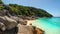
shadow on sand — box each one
[0,27,18,34]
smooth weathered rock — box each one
[0,23,44,34]
[0,16,18,31]
[17,24,34,34]
[17,24,44,34]
[35,28,44,34]
[10,16,27,25]
[4,16,18,30]
[0,9,44,34]
[0,22,6,31]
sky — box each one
[2,0,60,17]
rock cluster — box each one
[0,10,44,34]
[0,16,18,31]
[17,24,44,34]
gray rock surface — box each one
[0,10,44,34]
[0,23,44,34]
[0,16,18,31]
[17,24,34,34]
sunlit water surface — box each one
[32,17,60,34]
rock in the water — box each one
[35,28,44,34]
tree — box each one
[0,6,4,10]
[0,0,3,4]
[9,4,53,17]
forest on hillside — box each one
[0,0,53,17]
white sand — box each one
[26,20,36,25]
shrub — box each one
[0,6,4,10]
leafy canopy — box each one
[0,0,3,4]
[8,4,53,17]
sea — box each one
[32,17,60,34]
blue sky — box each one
[2,0,60,17]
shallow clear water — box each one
[32,17,60,34]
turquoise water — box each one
[32,17,60,34]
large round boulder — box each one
[0,16,18,31]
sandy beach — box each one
[26,20,36,25]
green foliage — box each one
[9,4,21,15]
[0,0,3,4]
[0,0,53,17]
[8,4,53,17]
[0,6,5,10]
[0,3,53,17]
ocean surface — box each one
[32,17,60,34]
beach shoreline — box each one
[26,20,36,25]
